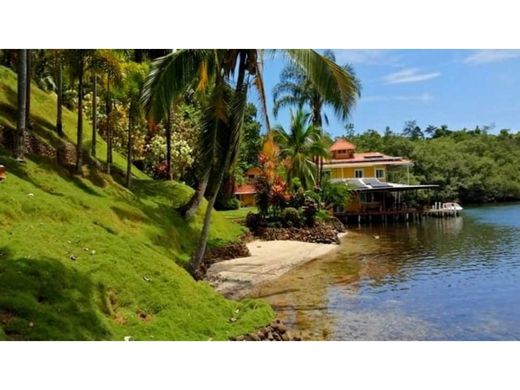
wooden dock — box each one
[336,206,461,225]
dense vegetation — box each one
[0,63,273,340]
[0,48,359,340]
[347,124,520,203]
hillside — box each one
[0,66,273,340]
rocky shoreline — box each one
[231,319,301,341]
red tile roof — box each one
[330,139,356,151]
[234,183,257,195]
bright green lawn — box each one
[219,206,257,222]
[0,66,273,341]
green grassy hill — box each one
[0,66,273,340]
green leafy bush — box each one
[246,212,265,232]
[216,196,240,210]
[282,207,301,228]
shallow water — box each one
[250,203,520,340]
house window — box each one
[375,169,385,179]
[355,169,364,178]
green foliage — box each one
[272,109,330,189]
[245,212,265,232]
[350,124,520,203]
[0,70,273,339]
[322,180,351,209]
[215,196,240,211]
[254,175,271,216]
[281,207,301,228]
[302,192,320,227]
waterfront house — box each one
[323,139,437,219]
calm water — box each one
[251,203,520,340]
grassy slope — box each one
[0,66,273,340]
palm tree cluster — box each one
[5,48,361,279]
[142,49,360,274]
[272,109,331,190]
[273,49,361,184]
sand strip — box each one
[206,233,346,299]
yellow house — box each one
[323,139,431,214]
[324,139,412,182]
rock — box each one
[274,323,287,334]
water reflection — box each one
[250,204,520,340]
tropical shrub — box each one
[215,196,240,211]
[282,207,301,228]
[322,181,351,209]
[246,212,265,233]
[254,175,271,217]
[302,194,319,227]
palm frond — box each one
[284,49,361,121]
[141,49,217,121]
[252,60,271,131]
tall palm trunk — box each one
[91,75,97,157]
[126,107,132,188]
[165,107,173,180]
[188,52,248,276]
[183,166,210,219]
[75,56,84,172]
[15,49,27,161]
[106,75,112,174]
[56,60,64,137]
[312,101,323,186]
[25,49,31,129]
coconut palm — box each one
[273,49,361,183]
[96,49,124,174]
[142,49,360,275]
[272,109,330,189]
[15,49,28,161]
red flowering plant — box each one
[270,177,291,217]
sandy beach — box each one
[206,233,347,299]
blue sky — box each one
[253,50,520,138]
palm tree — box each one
[142,49,360,275]
[97,50,123,174]
[91,74,98,157]
[76,54,85,172]
[15,49,27,161]
[273,49,361,183]
[272,109,330,189]
[55,51,64,137]
[120,62,147,188]
[25,49,32,130]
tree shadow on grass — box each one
[0,247,111,340]
[0,148,104,198]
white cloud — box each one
[464,49,520,64]
[332,49,400,66]
[361,93,434,103]
[382,68,440,84]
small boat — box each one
[442,202,463,211]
